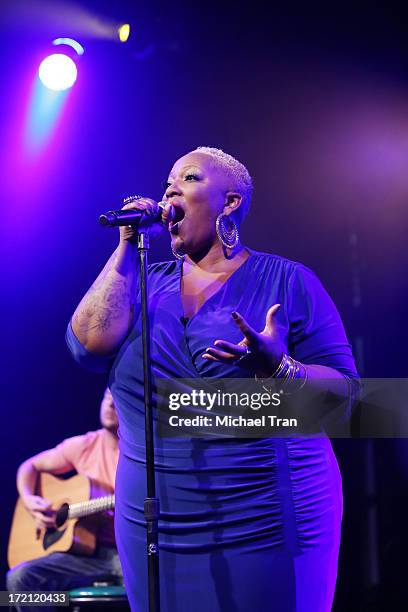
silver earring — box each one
[216,213,239,249]
[171,243,185,260]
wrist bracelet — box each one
[255,353,308,394]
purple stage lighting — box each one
[38,53,77,91]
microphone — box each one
[99,201,173,228]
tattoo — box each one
[72,247,137,341]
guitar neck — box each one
[68,495,115,520]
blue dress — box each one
[67,249,358,612]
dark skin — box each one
[203,305,285,377]
[72,151,348,394]
[154,152,283,374]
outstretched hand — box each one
[202,304,285,378]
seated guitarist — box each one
[7,388,121,607]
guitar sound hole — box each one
[55,503,69,528]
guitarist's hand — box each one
[22,494,56,530]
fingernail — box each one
[214,340,221,346]
[231,311,238,319]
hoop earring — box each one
[216,213,239,249]
[171,243,185,260]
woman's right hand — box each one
[119,197,172,244]
[22,494,56,530]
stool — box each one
[69,584,130,611]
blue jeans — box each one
[6,547,122,612]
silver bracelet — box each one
[255,354,308,394]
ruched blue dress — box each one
[67,249,358,612]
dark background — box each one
[0,1,407,609]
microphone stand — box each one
[137,230,160,612]
[99,207,162,610]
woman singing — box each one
[67,147,359,611]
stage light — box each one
[118,23,130,43]
[38,53,77,91]
[52,38,85,55]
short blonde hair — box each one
[193,146,253,224]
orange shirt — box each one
[54,429,119,546]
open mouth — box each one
[169,206,185,234]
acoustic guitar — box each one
[8,473,115,569]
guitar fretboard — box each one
[68,495,115,519]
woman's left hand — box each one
[202,304,285,377]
